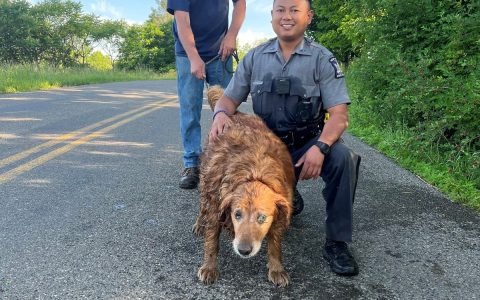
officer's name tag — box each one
[329,57,345,79]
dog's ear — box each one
[218,193,233,215]
[275,196,292,230]
[218,194,234,236]
[218,193,233,224]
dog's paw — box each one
[197,265,219,284]
[192,222,205,236]
[268,269,290,287]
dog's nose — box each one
[238,244,253,256]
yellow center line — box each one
[0,99,172,169]
[0,100,173,184]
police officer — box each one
[209,0,361,276]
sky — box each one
[28,0,276,46]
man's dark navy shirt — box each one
[167,0,237,60]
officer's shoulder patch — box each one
[329,57,344,79]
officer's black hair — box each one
[273,0,312,9]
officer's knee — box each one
[327,142,359,170]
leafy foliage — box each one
[308,1,358,66]
[0,0,40,63]
[0,0,101,66]
[116,20,175,73]
[86,51,112,70]
[311,0,479,200]
[116,0,174,72]
[94,20,128,69]
[0,0,176,71]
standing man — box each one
[209,0,361,276]
[167,0,246,189]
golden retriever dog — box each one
[192,86,295,286]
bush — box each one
[344,0,479,192]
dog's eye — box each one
[234,210,242,220]
[257,214,266,224]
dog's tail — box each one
[206,85,224,112]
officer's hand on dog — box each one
[295,146,325,180]
[209,112,232,142]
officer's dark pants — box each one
[291,137,361,243]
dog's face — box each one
[227,181,288,258]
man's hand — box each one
[293,103,349,180]
[209,112,232,142]
[221,0,245,61]
[190,55,206,80]
[295,146,325,180]
[173,10,205,80]
[219,33,236,61]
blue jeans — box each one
[175,55,233,168]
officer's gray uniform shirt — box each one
[224,38,350,131]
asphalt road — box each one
[0,81,479,299]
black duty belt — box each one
[274,125,321,150]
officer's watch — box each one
[314,141,331,156]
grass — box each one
[348,106,480,212]
[0,64,176,93]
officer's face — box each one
[271,0,313,43]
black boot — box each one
[292,188,304,215]
[323,240,359,276]
[179,167,199,189]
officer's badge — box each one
[329,57,344,79]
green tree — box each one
[72,13,100,65]
[117,0,174,72]
[117,24,145,70]
[309,0,358,67]
[86,50,112,70]
[0,0,38,63]
[0,0,102,66]
[144,20,175,72]
[27,0,101,66]
[149,0,172,25]
[95,20,128,69]
[340,0,480,186]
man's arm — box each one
[319,104,349,146]
[174,10,205,80]
[219,0,246,60]
[208,95,241,142]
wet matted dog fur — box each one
[192,85,295,286]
